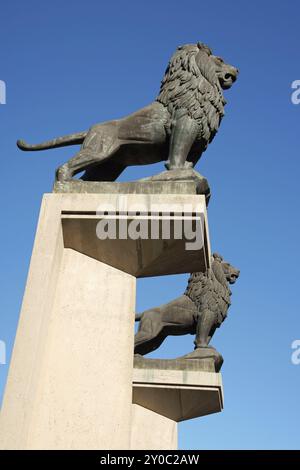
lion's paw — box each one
[165,160,193,171]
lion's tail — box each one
[17,131,88,151]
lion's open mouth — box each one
[221,74,236,89]
[229,273,239,284]
[220,69,238,90]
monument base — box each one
[0,191,221,450]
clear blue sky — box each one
[0,0,300,450]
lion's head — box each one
[212,253,240,285]
[208,51,239,90]
[185,252,239,307]
[157,42,238,141]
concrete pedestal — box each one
[0,192,220,450]
[133,363,223,422]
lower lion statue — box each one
[134,253,239,367]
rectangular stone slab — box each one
[53,179,202,195]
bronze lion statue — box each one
[134,253,239,357]
[17,42,238,182]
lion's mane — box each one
[184,254,231,326]
[156,43,226,144]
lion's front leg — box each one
[194,309,217,349]
[165,110,199,170]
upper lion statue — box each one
[17,42,238,182]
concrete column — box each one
[0,195,136,449]
[130,405,177,450]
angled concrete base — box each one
[130,357,223,449]
[133,365,223,422]
[0,192,214,450]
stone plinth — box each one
[0,191,212,450]
[53,168,211,205]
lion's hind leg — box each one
[134,308,166,356]
[56,124,120,182]
[134,295,195,356]
[56,141,122,182]
[56,149,98,182]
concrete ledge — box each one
[59,193,210,277]
[132,366,223,422]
